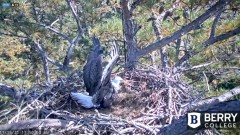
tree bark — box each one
[137,0,232,58]
[0,119,70,130]
[121,0,140,68]
[121,0,233,68]
[151,13,168,68]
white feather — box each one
[71,76,123,108]
[111,76,123,92]
[70,92,94,108]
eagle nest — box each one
[0,68,195,134]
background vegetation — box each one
[0,0,239,92]
[0,0,239,134]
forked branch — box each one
[137,0,233,57]
[175,27,240,67]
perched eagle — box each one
[71,36,123,108]
[83,37,103,96]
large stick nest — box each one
[0,68,195,134]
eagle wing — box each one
[92,40,119,107]
[83,36,103,96]
[101,40,119,85]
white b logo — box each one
[187,112,201,128]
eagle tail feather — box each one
[70,92,95,108]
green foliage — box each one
[0,37,29,76]
[91,16,122,38]
[0,95,11,111]
[0,0,239,94]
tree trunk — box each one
[121,0,140,69]
[126,40,138,68]
[120,0,234,69]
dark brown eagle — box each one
[71,36,123,108]
[83,36,103,96]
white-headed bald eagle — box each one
[71,36,123,108]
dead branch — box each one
[50,18,59,27]
[204,27,240,47]
[183,60,219,71]
[38,23,71,42]
[62,0,83,70]
[123,119,157,134]
[209,8,223,38]
[0,108,18,123]
[92,113,158,134]
[65,0,82,33]
[8,99,45,124]
[34,40,64,71]
[130,0,144,12]
[35,40,51,84]
[184,86,240,111]
[119,127,135,134]
[0,32,28,39]
[175,27,240,67]
[0,119,71,130]
[137,0,233,57]
[151,12,167,68]
[149,0,181,68]
[0,83,22,100]
[202,71,210,92]
[36,0,84,71]
[41,107,159,134]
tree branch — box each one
[130,0,144,12]
[202,71,210,92]
[0,32,28,39]
[62,42,78,70]
[209,9,223,38]
[149,1,180,68]
[38,23,71,42]
[62,32,82,69]
[65,0,82,34]
[62,0,83,70]
[50,18,59,27]
[185,86,240,111]
[204,27,240,47]
[137,0,232,57]
[34,41,63,70]
[0,83,21,100]
[175,27,240,67]
[0,119,71,130]
[183,60,218,71]
[35,40,51,84]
